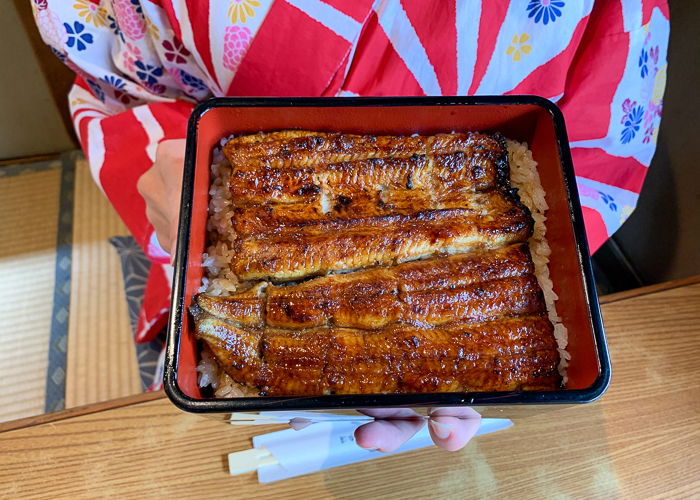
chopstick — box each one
[228,446,278,474]
[228,412,453,427]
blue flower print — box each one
[179,70,207,92]
[135,60,163,85]
[86,79,105,102]
[598,192,618,212]
[527,0,565,25]
[50,46,66,62]
[638,48,649,78]
[64,22,93,52]
[620,105,644,144]
[107,15,125,43]
[101,75,126,91]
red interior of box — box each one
[177,103,601,399]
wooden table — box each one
[2,278,699,499]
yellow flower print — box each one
[145,16,160,41]
[506,33,532,62]
[619,205,634,224]
[70,98,89,107]
[652,64,667,105]
[73,0,108,28]
[228,0,261,24]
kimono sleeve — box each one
[556,1,669,252]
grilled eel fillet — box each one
[194,130,560,395]
[192,244,561,395]
[222,131,530,281]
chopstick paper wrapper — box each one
[228,412,512,483]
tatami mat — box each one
[0,166,61,422]
[65,159,141,407]
[0,154,145,423]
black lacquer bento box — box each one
[164,96,611,415]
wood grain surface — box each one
[1,281,699,499]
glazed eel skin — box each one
[192,244,560,395]
[192,130,561,396]
[223,131,530,281]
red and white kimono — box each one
[33,0,670,350]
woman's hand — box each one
[136,139,187,259]
[354,407,481,452]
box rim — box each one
[164,96,611,413]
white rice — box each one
[199,147,238,296]
[507,140,569,382]
[196,137,569,391]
